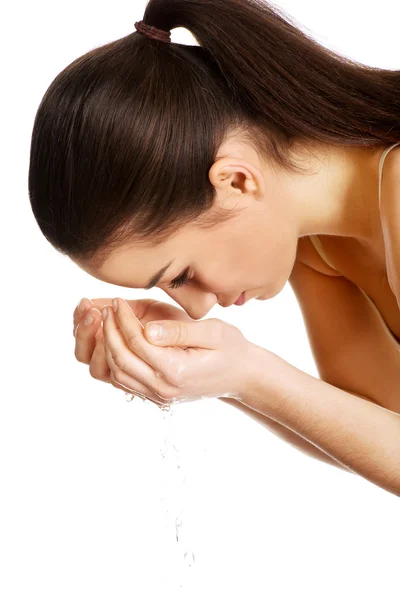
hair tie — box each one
[134,20,172,44]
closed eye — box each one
[168,268,191,289]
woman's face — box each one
[76,137,388,319]
[76,146,300,320]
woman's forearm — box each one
[219,396,351,472]
[240,347,400,496]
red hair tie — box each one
[134,20,172,44]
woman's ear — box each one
[209,158,265,198]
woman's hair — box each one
[28,0,400,269]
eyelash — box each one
[168,268,191,289]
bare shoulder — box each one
[288,257,400,414]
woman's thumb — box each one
[145,319,221,349]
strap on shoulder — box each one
[309,235,340,272]
[379,142,400,205]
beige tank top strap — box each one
[378,141,400,205]
[308,235,339,271]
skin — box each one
[75,136,390,319]
[73,136,400,472]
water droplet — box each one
[183,552,195,567]
[175,516,182,528]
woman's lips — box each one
[234,291,246,306]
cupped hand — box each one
[73,297,196,403]
[99,298,257,406]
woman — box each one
[28,0,400,495]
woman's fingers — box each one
[73,298,118,337]
[102,301,175,401]
[101,304,160,389]
[104,342,170,406]
[72,298,171,406]
[87,327,112,383]
[102,300,163,380]
[73,298,92,337]
[74,308,102,364]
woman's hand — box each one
[100,298,258,407]
[72,297,197,402]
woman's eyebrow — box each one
[144,259,176,290]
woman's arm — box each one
[237,348,400,496]
[219,397,351,473]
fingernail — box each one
[102,308,108,320]
[84,311,94,326]
[112,299,118,312]
[147,324,164,341]
[78,298,87,314]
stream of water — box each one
[125,393,196,595]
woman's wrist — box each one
[238,343,291,413]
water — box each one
[125,392,195,595]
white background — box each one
[1,0,399,598]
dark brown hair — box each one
[28,0,400,269]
